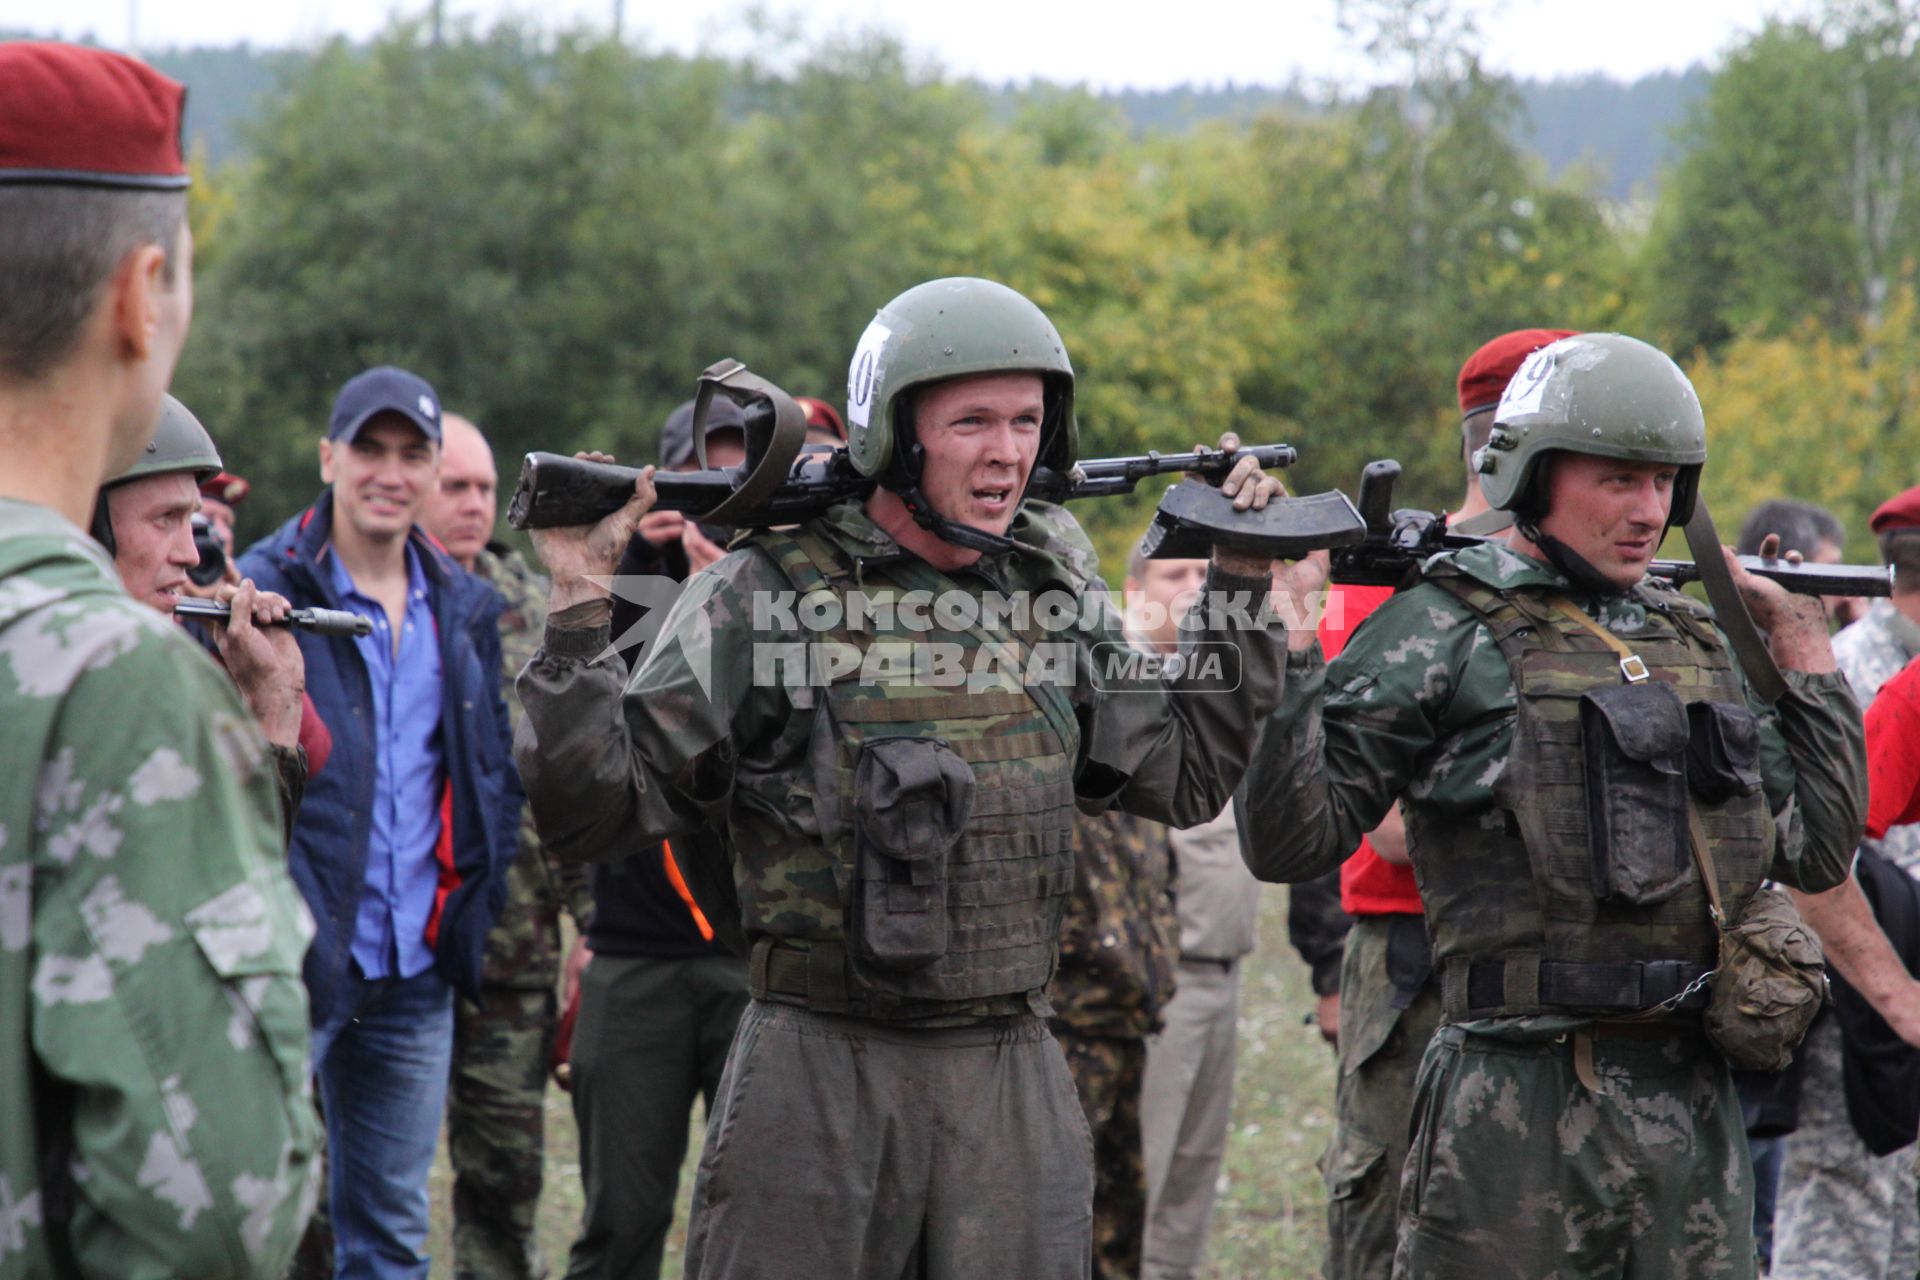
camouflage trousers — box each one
[1395,1020,1755,1280]
[449,983,558,1280]
[1054,1029,1150,1280]
[1321,918,1442,1280]
[1769,1013,1919,1279]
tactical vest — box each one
[1414,565,1776,1022]
[743,525,1081,1017]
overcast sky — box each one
[8,0,1821,89]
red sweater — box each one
[1319,583,1424,916]
[1867,655,1920,840]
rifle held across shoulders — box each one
[506,359,1370,561]
[1330,460,1893,598]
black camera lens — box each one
[188,513,228,588]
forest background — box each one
[17,0,1920,575]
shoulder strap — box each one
[1682,499,1789,705]
[1546,596,1652,684]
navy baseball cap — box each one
[659,396,747,469]
[329,366,443,444]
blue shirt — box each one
[327,543,446,979]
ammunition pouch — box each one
[1686,699,1763,805]
[849,737,974,973]
[1578,681,1691,905]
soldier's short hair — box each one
[1126,543,1150,581]
[0,186,186,381]
[1735,499,1845,559]
[1879,530,1920,593]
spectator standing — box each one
[1769,485,1920,1280]
[418,413,593,1280]
[200,467,251,560]
[239,367,519,1280]
[1048,803,1179,1280]
[0,41,318,1278]
[1127,551,1263,1280]
[556,399,752,1280]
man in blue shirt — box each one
[241,367,519,1280]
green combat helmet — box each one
[844,278,1075,553]
[1473,332,1707,526]
[91,393,224,553]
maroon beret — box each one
[0,42,189,190]
[1458,329,1578,416]
[1871,485,1920,534]
[794,396,847,441]
[200,470,251,506]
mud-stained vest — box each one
[1414,564,1776,1022]
[742,524,1081,1017]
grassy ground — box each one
[426,885,1335,1278]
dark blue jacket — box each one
[239,492,519,1027]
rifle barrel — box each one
[1651,556,1892,598]
[174,597,374,637]
[511,443,1303,530]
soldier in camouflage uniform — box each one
[420,414,593,1280]
[1048,808,1179,1280]
[515,277,1295,1278]
[1308,329,1573,1280]
[1240,333,1919,1278]
[1767,485,1920,1280]
[0,41,319,1279]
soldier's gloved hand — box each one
[530,451,658,613]
[1725,535,1836,674]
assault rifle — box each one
[1331,460,1894,599]
[507,359,1370,560]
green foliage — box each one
[1642,6,1920,354]
[1689,283,1920,545]
[168,8,1904,575]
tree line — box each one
[166,2,1920,573]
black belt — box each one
[1461,958,1711,1015]
[1179,955,1237,972]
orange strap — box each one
[661,840,715,942]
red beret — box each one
[1871,485,1920,534]
[1458,329,1578,416]
[795,395,847,441]
[200,470,250,506]
[0,43,189,190]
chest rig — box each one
[1415,566,1776,1022]
[745,525,1081,1016]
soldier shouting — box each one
[516,277,1294,1278]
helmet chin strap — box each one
[1514,513,1632,598]
[892,441,1028,557]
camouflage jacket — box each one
[0,500,319,1279]
[474,544,592,988]
[1048,808,1179,1039]
[516,500,1286,1020]
[1833,598,1920,877]
[1237,542,1867,1026]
